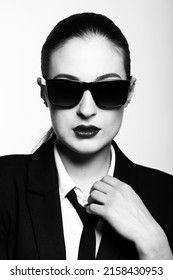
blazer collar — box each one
[27,134,57,195]
[112,141,139,193]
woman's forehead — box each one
[49,36,126,80]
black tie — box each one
[67,189,97,260]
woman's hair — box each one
[41,12,131,79]
[40,12,131,145]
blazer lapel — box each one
[97,141,139,259]
[27,136,66,259]
[112,141,139,192]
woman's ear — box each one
[124,77,136,107]
[37,77,48,107]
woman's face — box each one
[45,36,130,155]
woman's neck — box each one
[56,140,112,194]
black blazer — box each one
[0,136,173,260]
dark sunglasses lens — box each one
[93,80,130,108]
[46,80,82,108]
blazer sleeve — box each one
[0,155,29,260]
[135,164,173,252]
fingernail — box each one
[84,203,89,208]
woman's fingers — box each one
[86,202,105,216]
[88,189,106,205]
[89,177,113,194]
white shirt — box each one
[54,144,115,260]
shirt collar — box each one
[54,143,115,201]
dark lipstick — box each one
[73,125,101,138]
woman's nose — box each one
[76,90,97,118]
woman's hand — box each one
[87,175,173,259]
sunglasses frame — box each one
[40,77,131,109]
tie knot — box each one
[66,189,97,225]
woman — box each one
[0,12,173,260]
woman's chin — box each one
[67,141,110,156]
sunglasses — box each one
[41,78,131,109]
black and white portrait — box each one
[0,0,173,262]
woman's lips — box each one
[73,125,101,138]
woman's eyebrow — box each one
[52,73,121,81]
[53,74,79,80]
[96,73,121,81]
